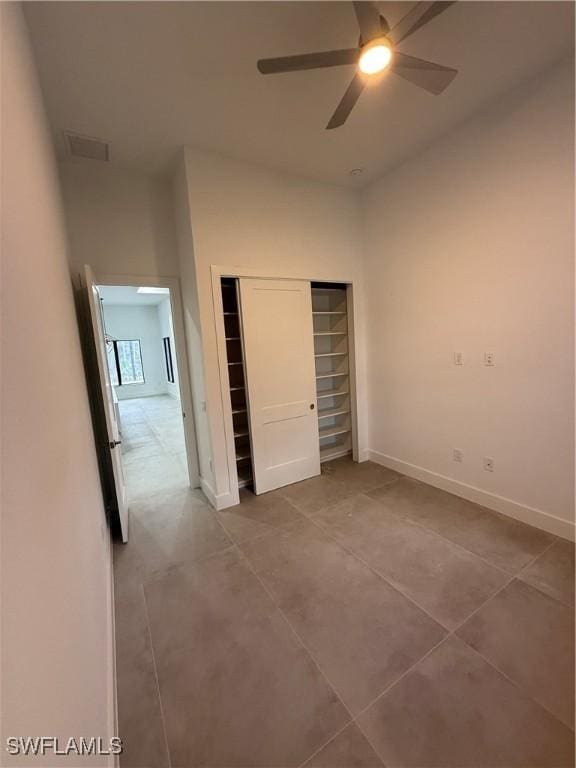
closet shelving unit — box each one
[312,283,352,463]
[221,278,253,489]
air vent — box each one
[64,132,110,161]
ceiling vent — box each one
[64,132,110,161]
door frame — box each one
[95,272,200,489]
[210,265,362,505]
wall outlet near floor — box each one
[454,351,464,366]
[483,456,495,472]
[484,352,495,366]
[453,448,464,463]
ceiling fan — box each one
[257,1,458,129]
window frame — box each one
[163,336,175,384]
[108,339,145,386]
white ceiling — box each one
[25,1,574,187]
[98,286,169,306]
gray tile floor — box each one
[118,395,188,501]
[113,458,575,768]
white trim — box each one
[95,272,200,490]
[210,274,241,507]
[200,477,218,508]
[199,477,237,511]
[210,265,364,509]
[369,449,575,542]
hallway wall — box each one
[1,4,115,764]
[60,160,178,280]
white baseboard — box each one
[200,477,217,507]
[369,450,575,542]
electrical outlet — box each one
[454,352,463,366]
[483,456,494,472]
[453,448,463,463]
[484,352,495,367]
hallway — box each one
[119,395,188,500]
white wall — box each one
[173,160,214,493]
[60,161,178,279]
[362,58,575,539]
[157,297,180,399]
[102,304,169,400]
[1,4,115,763]
[179,148,367,507]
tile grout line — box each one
[278,490,573,755]
[232,543,359,760]
[343,540,564,740]
[141,582,172,768]
[460,633,575,733]
[297,481,556,629]
[233,521,446,768]
[358,485,549,578]
[296,720,354,768]
[297,506,453,632]
[449,539,558,635]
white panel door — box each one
[84,265,129,542]
[239,278,320,494]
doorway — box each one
[94,276,199,509]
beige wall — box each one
[1,4,115,764]
[362,59,575,539]
[180,148,367,507]
[60,161,178,280]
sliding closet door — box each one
[238,278,320,494]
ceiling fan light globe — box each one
[358,39,392,75]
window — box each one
[163,337,174,383]
[106,340,144,386]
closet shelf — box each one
[226,337,241,341]
[223,312,238,316]
[320,444,351,463]
[313,331,346,337]
[316,389,349,400]
[315,352,347,358]
[232,407,247,414]
[317,407,350,420]
[313,311,346,316]
[229,386,245,391]
[319,426,351,439]
[234,429,249,438]
[228,361,243,366]
[316,371,348,380]
[236,453,251,462]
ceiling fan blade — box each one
[257,49,359,74]
[353,1,382,43]
[387,2,455,46]
[391,52,457,94]
[326,74,366,130]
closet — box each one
[221,278,253,489]
[220,277,354,496]
[312,283,352,463]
